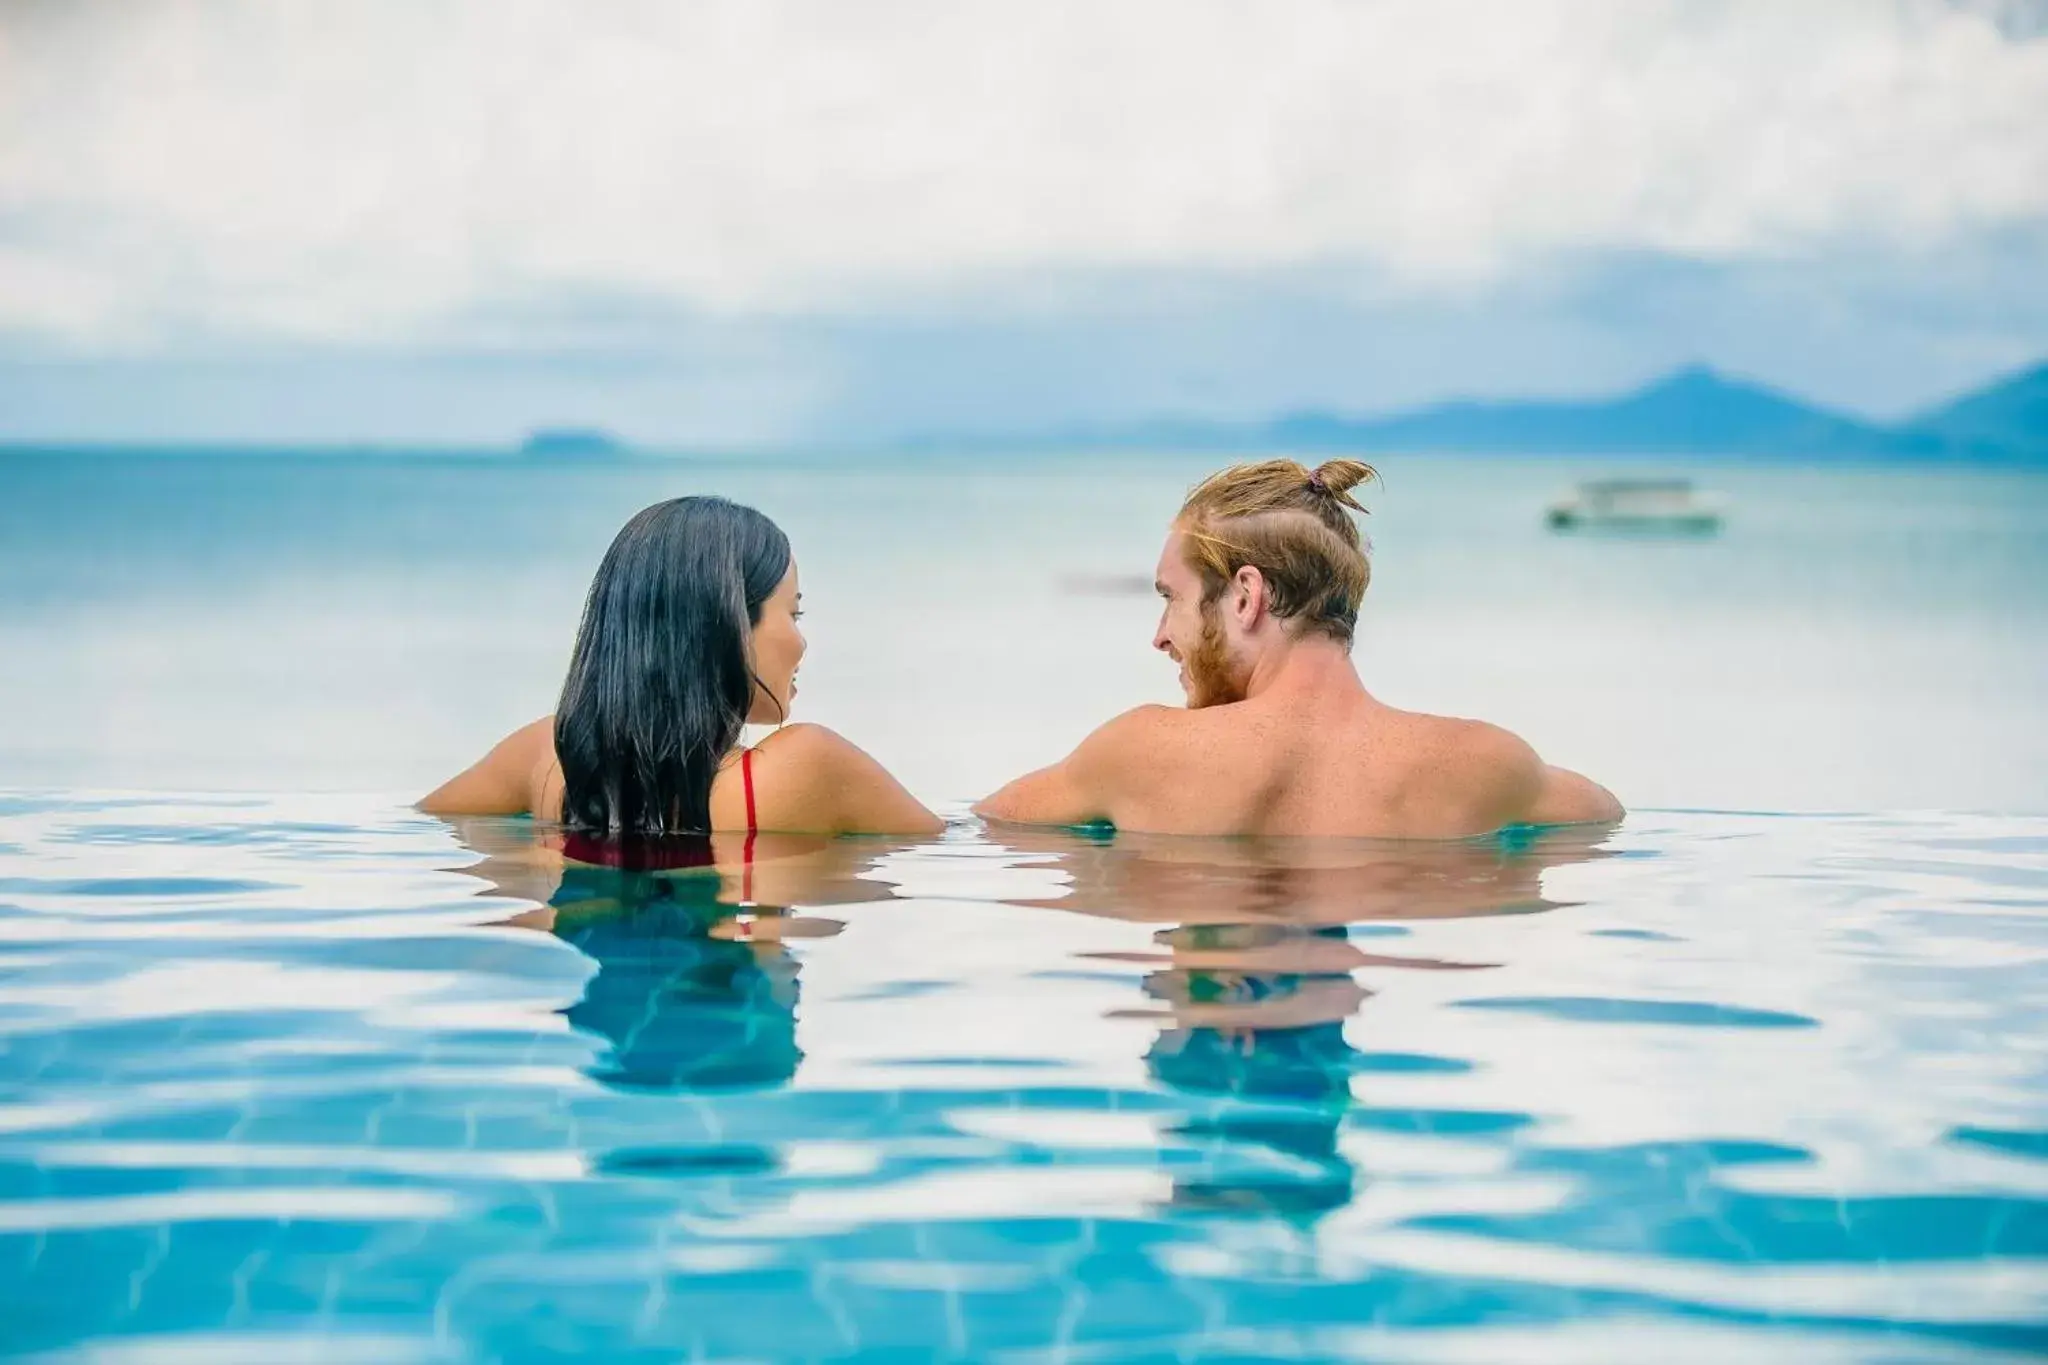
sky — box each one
[2,0,2047,446]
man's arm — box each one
[974,707,1169,828]
[1468,725,1623,831]
[1525,763,1624,826]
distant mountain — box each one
[1266,365,1936,457]
[939,361,2046,460]
[519,426,627,457]
[1903,361,2048,457]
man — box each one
[975,458,1621,838]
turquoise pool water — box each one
[2,796,2043,1361]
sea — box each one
[0,447,2044,1362]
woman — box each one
[421,496,939,838]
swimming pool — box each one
[1,795,2042,1361]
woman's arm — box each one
[418,717,552,816]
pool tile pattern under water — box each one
[0,796,2043,1362]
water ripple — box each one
[0,796,2041,1360]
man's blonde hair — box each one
[1175,458,1376,645]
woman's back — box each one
[424,716,937,836]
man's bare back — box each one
[1114,703,1609,840]
[979,642,1618,839]
[977,459,1620,839]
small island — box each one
[518,427,628,458]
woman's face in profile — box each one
[748,560,805,723]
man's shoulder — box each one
[1072,705,1195,766]
[1067,703,1262,795]
[1392,713,1543,801]
[1440,715,1541,769]
[1096,703,1194,736]
[1405,715,1619,828]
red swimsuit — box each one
[561,748,759,897]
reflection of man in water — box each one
[996,822,1606,930]
[978,459,1622,839]
[992,825,1611,1217]
[1140,925,1370,1216]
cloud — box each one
[1,0,2045,351]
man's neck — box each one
[1240,633,1369,705]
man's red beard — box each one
[1184,603,1248,708]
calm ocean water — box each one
[1,449,2045,1360]
[2,449,2045,809]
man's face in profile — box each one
[1153,531,1249,708]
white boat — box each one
[1545,477,1724,534]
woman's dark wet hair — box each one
[555,496,791,836]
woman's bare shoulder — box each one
[418,716,556,816]
[746,724,938,835]
[744,723,874,799]
[751,721,859,764]
[498,716,558,781]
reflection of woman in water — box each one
[445,817,913,1096]
[549,858,808,1091]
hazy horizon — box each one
[2,353,2040,456]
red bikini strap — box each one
[741,748,758,836]
[740,748,758,904]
